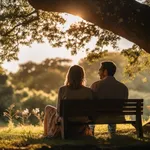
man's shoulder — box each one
[90,80,102,90]
[116,80,128,90]
[91,80,101,86]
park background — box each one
[0,0,150,149]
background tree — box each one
[80,53,150,120]
[10,58,71,93]
[1,53,150,122]
[0,68,14,117]
[1,0,150,77]
[12,88,57,124]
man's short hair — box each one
[100,61,116,76]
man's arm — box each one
[123,85,129,99]
[125,86,129,99]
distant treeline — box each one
[0,53,150,124]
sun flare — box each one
[62,13,83,24]
[2,14,86,73]
[60,13,83,31]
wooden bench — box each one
[59,99,143,139]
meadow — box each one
[0,99,150,150]
[0,123,150,150]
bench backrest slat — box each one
[59,99,143,117]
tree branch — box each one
[2,11,39,36]
[0,10,37,21]
[28,0,150,54]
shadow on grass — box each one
[96,133,150,150]
[20,133,150,150]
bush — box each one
[21,89,56,111]
[14,88,57,124]
[0,75,14,117]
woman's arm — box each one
[56,87,62,115]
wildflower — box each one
[32,108,40,114]
[22,108,29,116]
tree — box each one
[1,0,150,76]
[0,69,14,116]
[80,52,150,93]
[0,0,122,62]
[28,0,150,53]
[10,58,71,93]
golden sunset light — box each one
[2,14,96,73]
[1,1,150,147]
[2,13,132,73]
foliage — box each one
[14,88,57,111]
[9,54,129,93]
[21,90,56,111]
[3,103,45,126]
[121,45,150,79]
[32,108,44,126]
[80,52,150,92]
[1,0,150,78]
[5,87,57,124]
[82,43,150,82]
[80,53,150,119]
[79,52,128,86]
[3,104,16,128]
[129,90,150,120]
[10,58,71,92]
[15,108,31,125]
[1,52,150,124]
[0,0,120,63]
[0,71,14,117]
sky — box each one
[1,14,133,73]
[2,38,132,73]
[2,43,87,73]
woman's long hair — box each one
[64,65,86,89]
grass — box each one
[0,124,150,150]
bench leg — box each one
[61,118,68,139]
[136,116,143,138]
[136,123,143,138]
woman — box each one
[44,65,93,138]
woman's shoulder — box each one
[81,86,94,99]
[59,85,68,91]
[81,86,92,92]
[59,85,92,92]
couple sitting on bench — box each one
[43,61,128,138]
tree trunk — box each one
[28,0,150,53]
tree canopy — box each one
[0,71,14,116]
[10,58,71,93]
[0,0,150,73]
[28,0,150,53]
[0,0,134,63]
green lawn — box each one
[0,124,150,150]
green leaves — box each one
[1,0,150,78]
[121,44,150,78]
[0,0,37,62]
[0,0,119,62]
[10,58,71,93]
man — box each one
[90,61,128,136]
